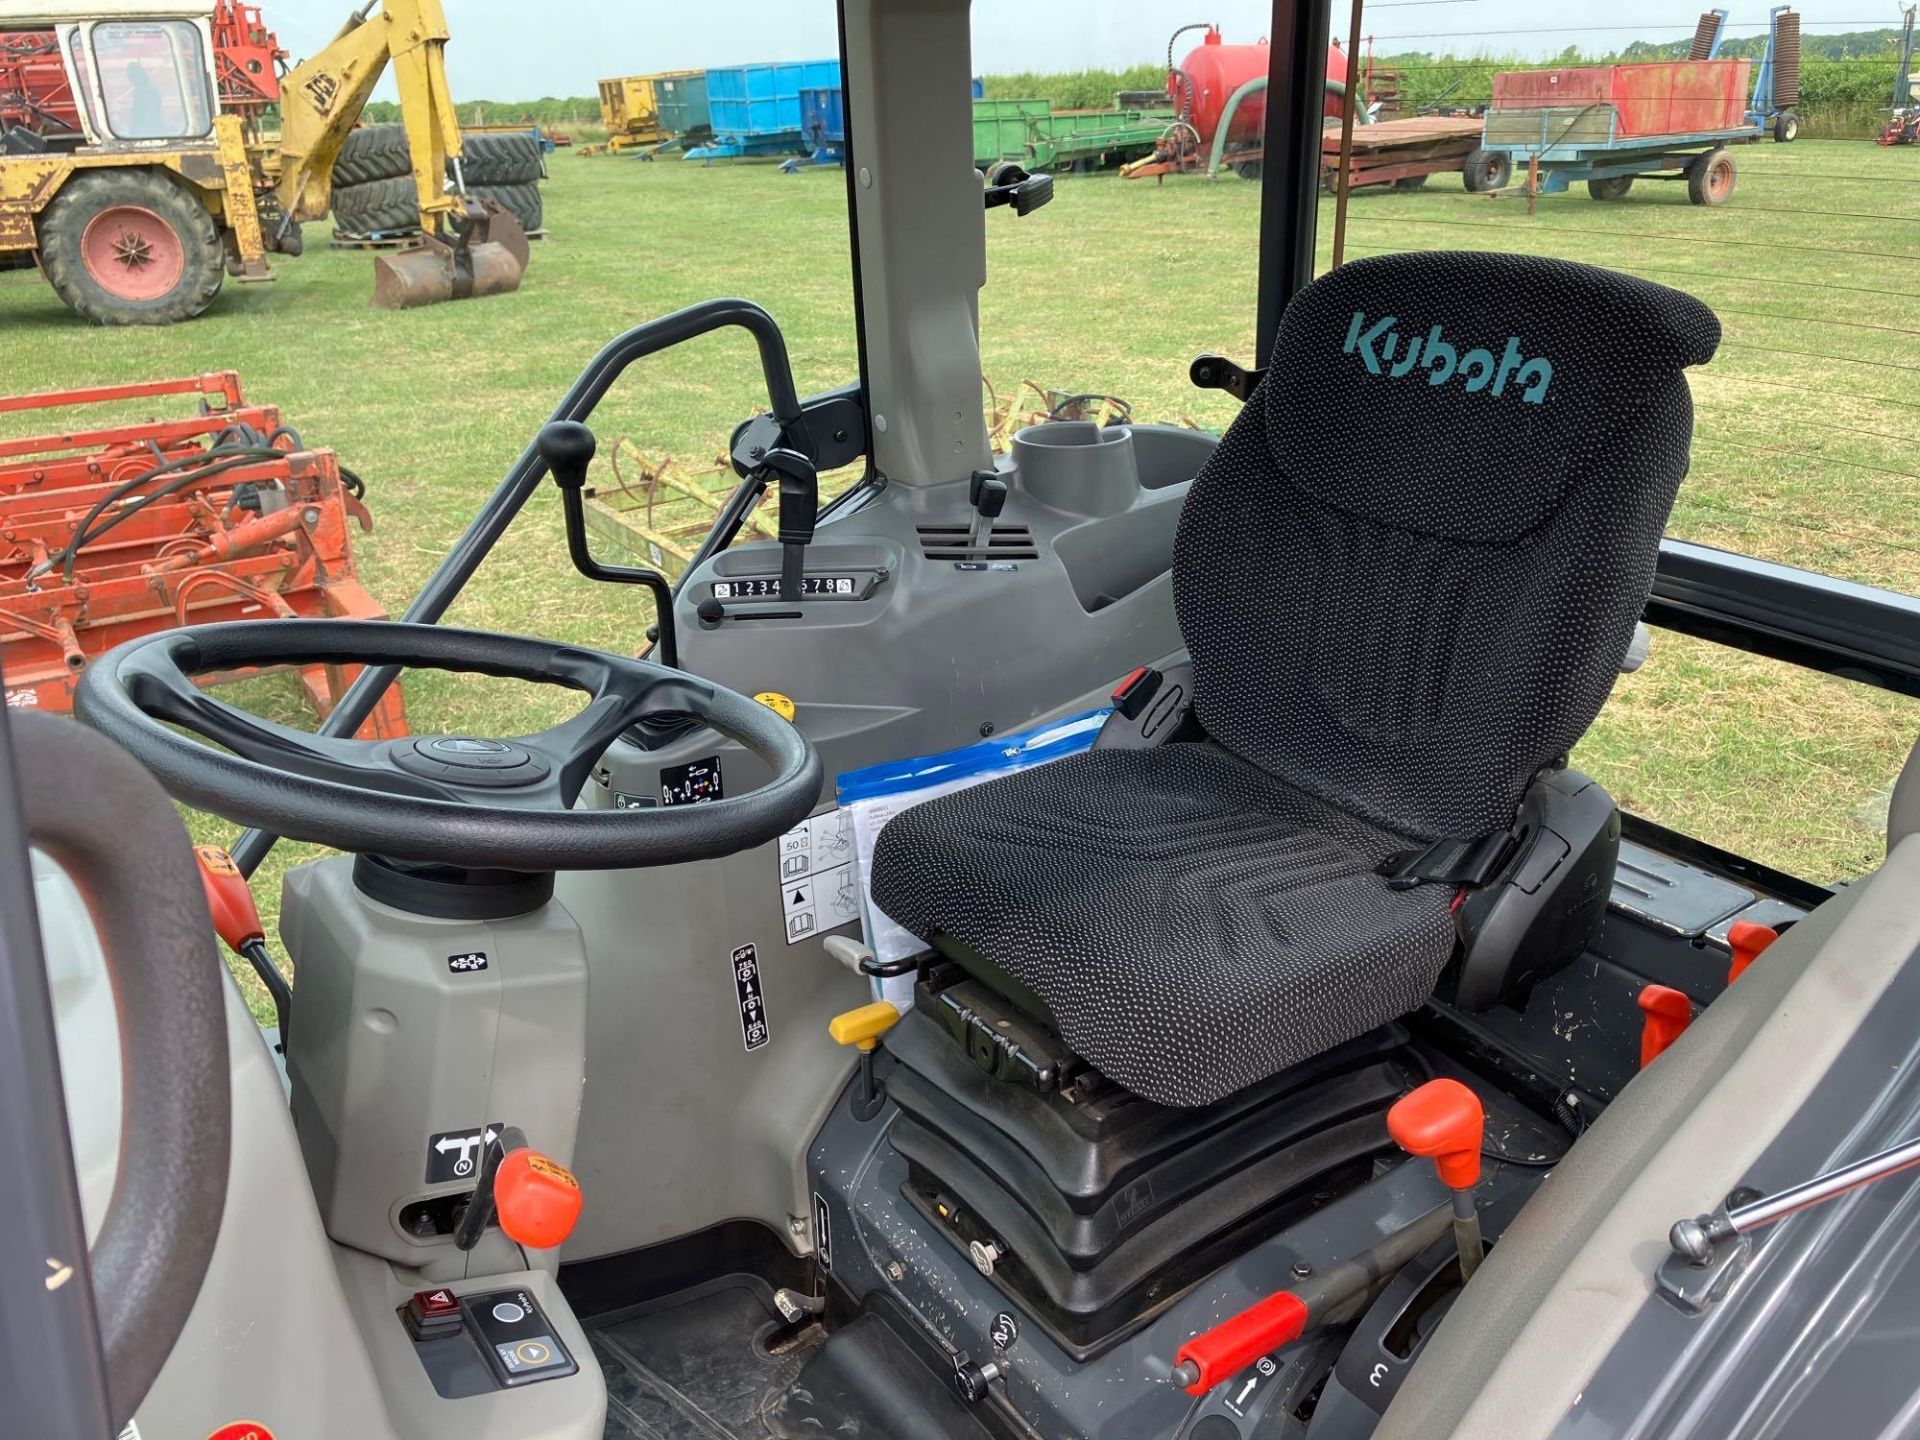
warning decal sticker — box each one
[774,809,861,945]
[733,943,771,1052]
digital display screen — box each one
[711,575,860,600]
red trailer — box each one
[1490,60,1752,141]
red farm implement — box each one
[0,373,407,737]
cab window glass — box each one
[1316,4,1919,596]
[92,21,213,141]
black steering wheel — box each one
[74,620,822,872]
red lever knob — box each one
[494,1149,584,1250]
[1726,920,1779,984]
[1637,984,1693,1068]
[193,844,264,955]
[1387,1079,1484,1191]
[1172,1291,1308,1394]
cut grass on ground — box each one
[3,140,1914,1020]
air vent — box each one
[916,523,1039,562]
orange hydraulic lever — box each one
[1388,1079,1486,1280]
[1637,985,1693,1068]
[194,844,290,1042]
[1726,920,1780,984]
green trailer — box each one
[972,97,1175,171]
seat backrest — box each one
[1173,251,1720,841]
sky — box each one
[269,1,1903,103]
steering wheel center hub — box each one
[394,734,550,787]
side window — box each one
[91,21,214,142]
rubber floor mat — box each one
[591,1276,826,1439]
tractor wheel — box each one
[1773,110,1800,143]
[1234,159,1263,182]
[332,124,414,188]
[331,175,421,236]
[456,132,546,186]
[37,169,224,325]
[1461,148,1512,193]
[1393,173,1429,190]
[468,181,543,234]
[1587,175,1635,201]
[1687,148,1736,206]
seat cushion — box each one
[869,744,1457,1107]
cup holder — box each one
[1011,421,1141,518]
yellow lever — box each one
[829,1001,901,1054]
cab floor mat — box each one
[591,1276,826,1440]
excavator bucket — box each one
[370,201,530,311]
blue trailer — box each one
[781,87,847,172]
[1464,6,1802,205]
[685,59,842,162]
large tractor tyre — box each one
[1773,110,1800,143]
[1687,148,1737,206]
[331,175,421,236]
[1461,148,1512,193]
[37,169,225,326]
[1587,175,1635,201]
[332,124,414,188]
[455,132,545,186]
[468,181,543,234]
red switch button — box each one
[404,1286,464,1341]
[414,1288,458,1317]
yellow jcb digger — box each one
[0,0,525,324]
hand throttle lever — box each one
[194,844,291,1046]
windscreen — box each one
[91,20,214,141]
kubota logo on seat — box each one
[1342,312,1554,405]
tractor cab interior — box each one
[7,2,1920,1440]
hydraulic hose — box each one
[1205,76,1368,178]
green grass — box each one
[4,140,1915,1018]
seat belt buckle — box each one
[1110,666,1162,720]
[1378,832,1515,892]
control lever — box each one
[540,420,680,668]
[453,1125,584,1252]
[760,446,818,602]
[983,163,1054,216]
[1387,1079,1486,1282]
[968,472,1008,555]
[194,844,292,1046]
[829,1001,901,1122]
[1637,984,1693,1067]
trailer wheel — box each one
[1687,148,1737,206]
[332,124,414,188]
[1461,148,1512,193]
[331,175,422,236]
[1234,159,1263,182]
[1587,175,1635,201]
[1773,110,1799,143]
[37,169,224,325]
[1393,173,1429,190]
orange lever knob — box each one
[1637,984,1693,1068]
[194,844,265,955]
[493,1149,584,1250]
[1726,920,1779,984]
[1387,1079,1484,1190]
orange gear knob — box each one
[494,1149,583,1250]
[1387,1079,1485,1191]
[194,844,264,954]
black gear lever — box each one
[541,421,679,668]
[760,446,818,602]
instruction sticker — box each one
[775,809,861,945]
[447,950,488,975]
[733,943,771,1052]
[813,1190,833,1271]
[426,1123,504,1184]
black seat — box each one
[872,251,1721,1109]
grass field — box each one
[3,139,1915,1017]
